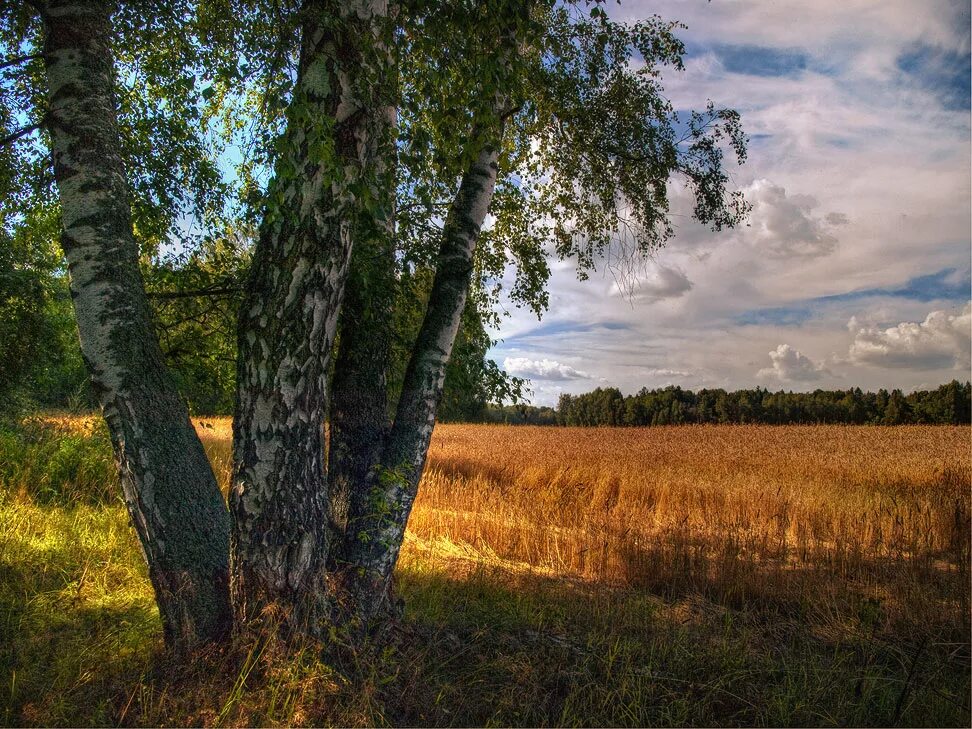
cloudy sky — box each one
[491,0,971,405]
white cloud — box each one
[745,179,842,258]
[620,0,970,67]
[503,357,591,381]
[644,368,693,378]
[848,302,971,370]
[757,344,827,382]
[486,2,970,402]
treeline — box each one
[473,381,972,426]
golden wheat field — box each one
[187,418,972,632]
[3,415,970,726]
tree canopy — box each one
[0,1,749,420]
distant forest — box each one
[470,380,972,426]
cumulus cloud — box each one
[487,2,970,402]
[503,357,591,381]
[745,179,846,259]
[847,302,971,370]
[757,344,827,381]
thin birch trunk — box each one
[340,129,503,621]
[39,0,231,651]
[327,99,397,561]
[230,0,393,631]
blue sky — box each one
[491,0,971,404]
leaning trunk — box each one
[40,0,231,651]
[230,0,393,632]
[340,130,503,621]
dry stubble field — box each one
[0,416,969,726]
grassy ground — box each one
[0,415,968,726]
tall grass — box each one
[411,425,971,634]
[0,416,968,726]
[0,415,115,504]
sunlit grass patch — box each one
[0,492,158,725]
[0,416,116,504]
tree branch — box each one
[0,121,43,148]
[24,0,47,18]
[0,53,44,71]
[500,102,523,121]
[145,284,241,300]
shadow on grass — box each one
[0,540,968,727]
[0,519,159,727]
[390,559,971,727]
[0,496,968,726]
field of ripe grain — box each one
[2,416,969,726]
[410,425,971,628]
[183,419,972,662]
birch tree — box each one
[219,0,746,632]
[228,0,395,630]
[324,0,749,625]
[24,0,232,650]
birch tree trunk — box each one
[230,0,393,631]
[340,129,503,621]
[39,0,231,651]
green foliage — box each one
[145,232,250,414]
[397,2,750,317]
[0,2,251,415]
[2,0,751,420]
[438,300,527,422]
[0,233,49,406]
[479,402,559,425]
[0,3,232,259]
[369,0,754,342]
[0,212,89,413]
[386,264,526,421]
[555,381,972,426]
[0,418,116,504]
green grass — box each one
[0,416,115,504]
[0,418,968,726]
[393,558,968,727]
[0,492,159,725]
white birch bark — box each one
[230,0,393,631]
[39,0,231,650]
